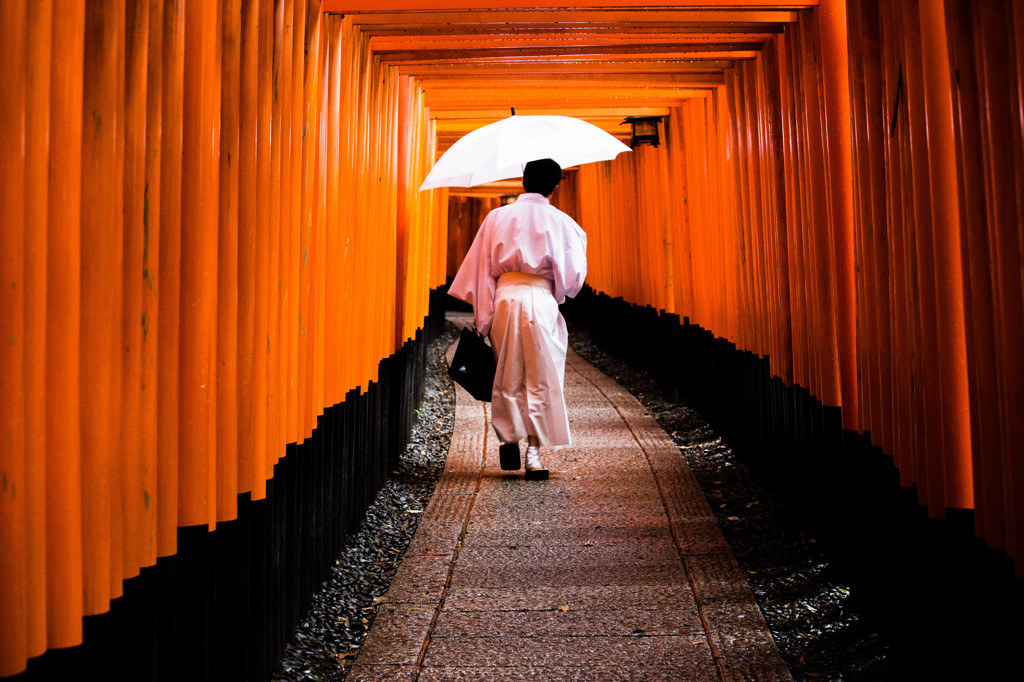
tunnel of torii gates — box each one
[1,0,1023,678]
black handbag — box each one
[448,327,496,402]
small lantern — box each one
[500,193,517,206]
[623,116,663,148]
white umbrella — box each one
[419,114,631,191]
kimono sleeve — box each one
[448,213,497,335]
[550,219,588,304]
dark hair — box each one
[522,159,562,196]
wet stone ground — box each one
[275,320,892,681]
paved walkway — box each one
[348,316,791,681]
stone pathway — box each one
[348,317,791,681]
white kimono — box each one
[448,193,587,447]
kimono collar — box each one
[516,193,551,205]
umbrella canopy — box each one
[419,114,631,191]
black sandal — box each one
[499,442,521,470]
[525,466,549,481]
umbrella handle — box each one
[511,107,515,116]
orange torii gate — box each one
[1,1,1022,679]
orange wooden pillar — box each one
[900,0,945,512]
[271,0,289,463]
[286,0,309,443]
[122,0,150,576]
[969,1,1024,573]
[218,0,241,522]
[157,0,184,557]
[266,0,283,465]
[252,0,272,494]
[847,0,890,460]
[237,0,259,497]
[0,2,29,673]
[918,0,972,511]
[665,106,695,320]
[178,0,220,528]
[140,0,164,568]
[24,0,54,660]
[45,0,87,653]
[79,0,125,611]
[818,0,858,428]
[396,75,414,346]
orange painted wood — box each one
[252,0,272,496]
[237,0,259,495]
[122,0,149,576]
[325,0,817,11]
[899,0,944,514]
[848,0,888,450]
[79,0,124,612]
[218,0,241,523]
[945,0,1005,553]
[157,0,185,555]
[1003,2,1024,575]
[44,0,86,652]
[267,0,284,464]
[760,40,793,385]
[777,29,808,392]
[277,0,295,457]
[919,0,972,511]
[396,76,413,346]
[0,0,29,673]
[325,15,342,405]
[108,0,128,599]
[24,0,54,659]
[298,13,319,435]
[178,0,220,528]
[818,0,858,430]
[972,0,1024,573]
[879,0,914,487]
[140,0,164,570]
[287,0,308,442]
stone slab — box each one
[422,634,716,669]
[384,554,453,604]
[354,604,435,666]
[404,521,463,557]
[464,511,674,530]
[670,519,733,555]
[686,554,756,603]
[346,664,420,681]
[434,472,480,496]
[474,473,663,497]
[700,601,782,660]
[449,544,687,589]
[442,585,698,613]
[456,542,682,568]
[431,607,705,639]
[423,492,476,525]
[461,524,673,548]
[418,664,719,681]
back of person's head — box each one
[523,159,562,197]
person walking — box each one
[448,159,588,479]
